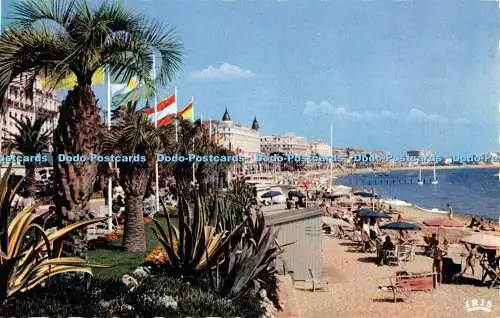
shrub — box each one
[0,275,264,317]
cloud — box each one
[405,108,447,124]
[191,63,254,80]
[303,101,397,120]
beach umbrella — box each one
[423,218,463,228]
[321,217,354,228]
[288,190,305,198]
[460,233,500,249]
[380,221,420,231]
[261,190,282,198]
[357,209,390,218]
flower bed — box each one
[88,228,123,248]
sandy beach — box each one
[275,170,500,318]
[277,199,500,318]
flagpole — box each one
[209,119,212,140]
[330,124,333,187]
[106,66,113,231]
[175,87,178,143]
[153,55,160,212]
[192,96,195,185]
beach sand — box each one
[279,199,500,318]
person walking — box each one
[460,244,481,277]
[447,203,453,220]
[432,239,448,285]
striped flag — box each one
[143,94,177,122]
[178,102,193,121]
[158,114,176,126]
[111,77,137,106]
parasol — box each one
[321,217,354,228]
[460,233,500,249]
[288,190,305,198]
[380,221,420,231]
[357,209,390,218]
[261,190,282,198]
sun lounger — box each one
[377,271,437,302]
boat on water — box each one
[431,165,438,184]
[417,167,423,185]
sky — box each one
[3,0,500,155]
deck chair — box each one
[307,268,329,292]
[480,262,500,288]
[397,245,413,265]
[362,238,377,253]
[384,248,398,266]
[377,271,436,302]
[290,268,329,292]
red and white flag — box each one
[143,94,177,122]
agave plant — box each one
[0,167,107,304]
[151,197,245,278]
[218,212,285,301]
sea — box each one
[337,167,500,220]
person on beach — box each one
[447,203,453,219]
[432,240,447,285]
[377,236,395,265]
[460,244,481,276]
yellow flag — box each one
[179,102,193,121]
[41,68,105,90]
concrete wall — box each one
[265,208,323,281]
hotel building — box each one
[260,133,309,156]
[1,74,60,153]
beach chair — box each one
[384,248,398,266]
[397,245,413,265]
[377,272,436,302]
[290,268,329,292]
[480,262,500,288]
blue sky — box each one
[4,0,500,155]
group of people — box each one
[468,217,495,232]
[107,181,157,225]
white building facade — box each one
[1,74,60,153]
[212,109,261,163]
[260,133,309,156]
[309,140,332,156]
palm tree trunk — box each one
[52,85,102,258]
[25,163,36,198]
[122,193,146,252]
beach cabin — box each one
[264,207,324,281]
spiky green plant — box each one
[0,166,107,304]
[151,197,245,278]
[218,213,283,299]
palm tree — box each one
[0,0,182,230]
[102,103,163,252]
[5,115,51,198]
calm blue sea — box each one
[337,168,500,220]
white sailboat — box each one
[431,165,438,184]
[417,167,423,185]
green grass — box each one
[88,215,177,281]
